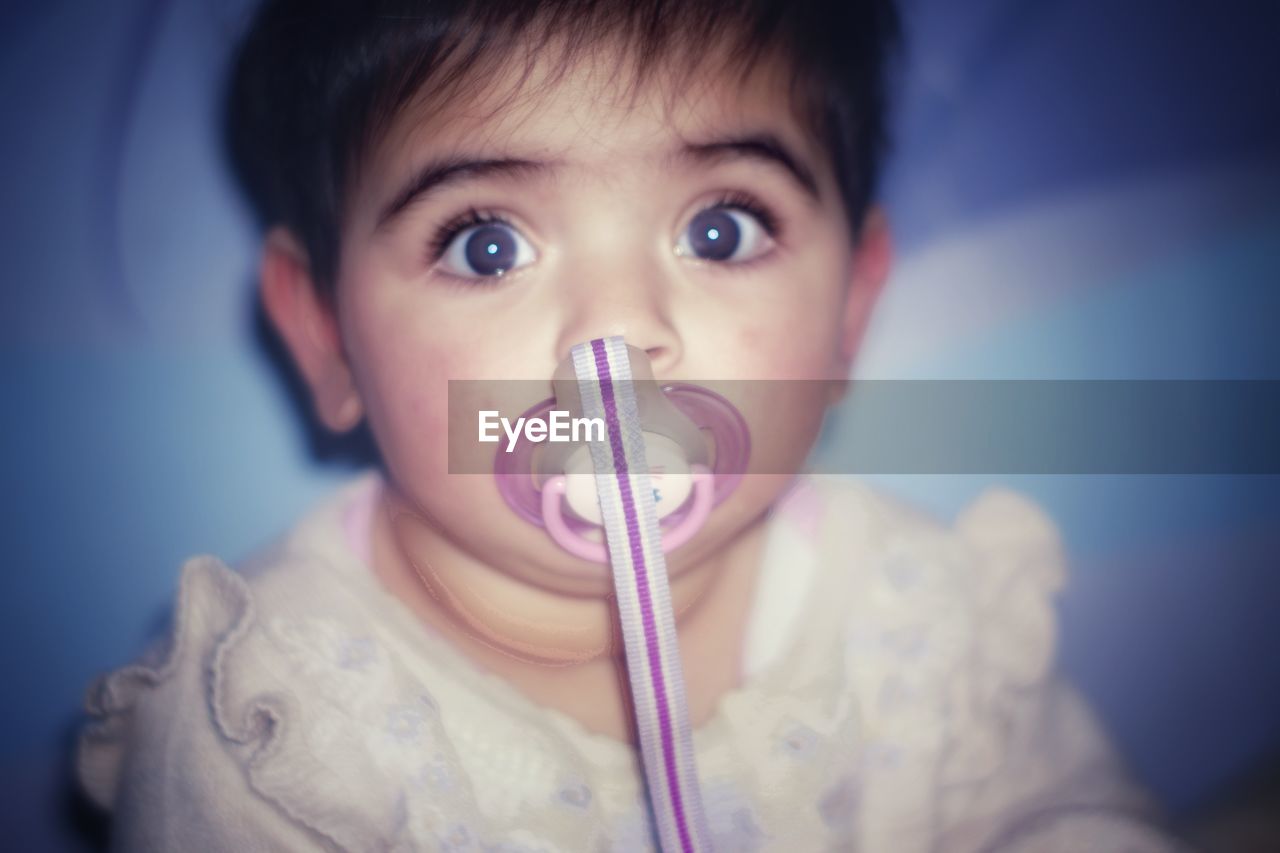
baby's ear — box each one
[838,206,892,368]
[259,227,364,432]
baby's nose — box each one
[552,257,682,375]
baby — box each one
[76,0,1188,850]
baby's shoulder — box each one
[791,482,1180,852]
[74,531,368,793]
[76,478,447,847]
[810,477,1066,610]
[812,476,1064,559]
[798,478,1069,695]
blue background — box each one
[2,0,1278,848]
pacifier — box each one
[494,344,750,561]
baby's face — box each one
[327,43,883,593]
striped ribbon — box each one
[570,336,712,852]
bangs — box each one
[225,0,897,294]
[345,1,822,190]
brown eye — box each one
[438,221,535,278]
[676,206,773,263]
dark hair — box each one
[223,0,899,299]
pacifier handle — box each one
[540,465,715,562]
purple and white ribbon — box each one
[571,336,712,853]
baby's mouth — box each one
[492,340,750,563]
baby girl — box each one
[76,0,1187,850]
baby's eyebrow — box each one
[673,133,820,201]
[374,132,818,230]
[376,158,557,229]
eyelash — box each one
[708,190,780,239]
[426,206,505,264]
[423,191,782,270]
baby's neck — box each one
[368,487,768,743]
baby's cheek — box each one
[364,355,454,477]
[379,390,445,473]
[733,319,761,349]
[734,323,840,380]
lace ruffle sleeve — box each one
[76,557,329,851]
[935,488,1190,852]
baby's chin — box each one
[385,472,609,596]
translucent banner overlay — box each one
[448,380,1280,474]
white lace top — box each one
[77,474,1186,851]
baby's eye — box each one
[676,204,775,264]
[437,220,536,279]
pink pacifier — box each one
[494,345,750,562]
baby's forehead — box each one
[359,43,824,201]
